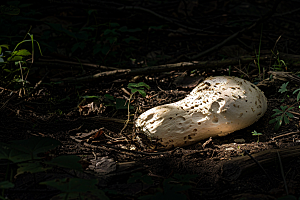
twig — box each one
[271,131,300,140]
[277,151,289,195]
[202,137,212,149]
[33,58,119,70]
[70,135,170,156]
[243,150,275,186]
[52,56,268,83]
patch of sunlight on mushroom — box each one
[135,76,268,149]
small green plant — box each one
[252,130,263,143]
[271,50,288,71]
[0,33,42,93]
[255,25,263,80]
[269,82,300,130]
[269,105,295,131]
[278,82,289,94]
[120,82,150,134]
[103,94,134,110]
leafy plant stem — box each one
[119,93,133,140]
[257,25,263,80]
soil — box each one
[2,75,300,200]
[1,1,300,200]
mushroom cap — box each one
[135,76,268,149]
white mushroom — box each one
[135,76,267,149]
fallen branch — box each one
[51,55,261,83]
[221,145,300,181]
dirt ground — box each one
[1,0,300,200]
[1,73,300,200]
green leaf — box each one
[15,49,31,56]
[286,112,294,118]
[136,82,150,89]
[293,88,300,94]
[137,89,146,97]
[274,115,283,131]
[278,82,289,93]
[0,181,14,189]
[272,108,282,113]
[0,44,9,54]
[283,114,290,124]
[8,137,61,158]
[130,88,138,94]
[104,94,115,101]
[109,23,120,28]
[40,178,98,193]
[122,36,139,43]
[81,95,101,99]
[271,111,282,117]
[252,130,262,136]
[7,55,22,61]
[280,105,287,111]
[16,162,51,177]
[128,82,150,89]
[269,118,279,124]
[45,155,83,171]
[71,42,86,53]
[287,106,294,111]
[0,142,36,163]
[115,98,133,110]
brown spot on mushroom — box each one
[212,118,218,123]
[198,122,201,125]
[193,129,197,132]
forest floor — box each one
[1,0,300,200]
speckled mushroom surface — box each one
[135,76,268,149]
